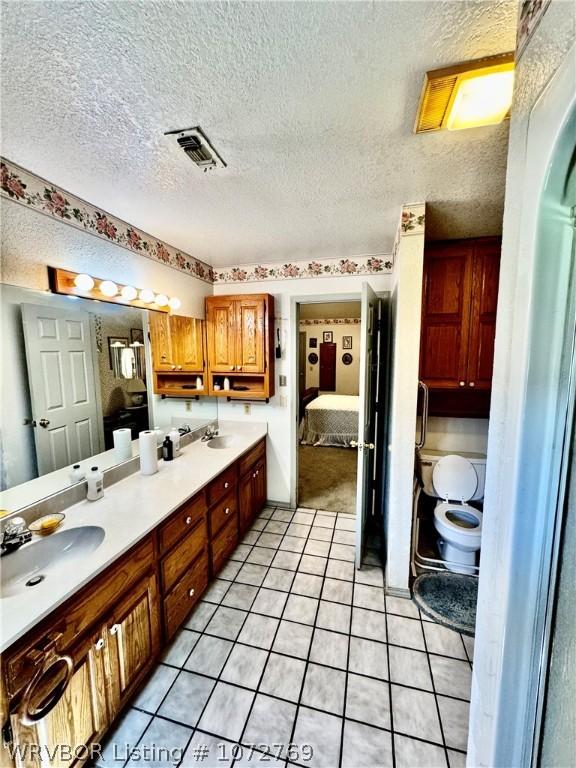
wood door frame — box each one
[290,293,376,512]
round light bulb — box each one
[168,297,181,311]
[100,280,119,297]
[121,285,138,301]
[74,273,95,291]
[155,294,169,307]
[139,288,155,304]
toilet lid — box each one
[433,455,478,502]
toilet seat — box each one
[432,454,478,502]
[434,502,482,536]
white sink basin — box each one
[1,525,105,598]
[206,436,236,450]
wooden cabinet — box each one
[238,439,267,534]
[149,313,206,397]
[105,572,160,720]
[9,629,107,768]
[205,294,275,400]
[420,237,500,416]
[1,439,267,766]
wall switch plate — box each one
[243,403,251,415]
[279,375,287,387]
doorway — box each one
[297,301,361,515]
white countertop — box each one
[0,421,267,653]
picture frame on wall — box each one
[309,337,318,348]
[130,328,145,345]
[342,336,353,349]
[323,331,333,343]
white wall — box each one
[300,321,360,395]
[468,3,575,765]
[214,275,392,504]
[385,228,425,594]
[420,416,488,454]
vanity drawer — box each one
[238,439,266,477]
[160,519,207,593]
[209,490,237,538]
[207,464,237,506]
[211,515,239,575]
[163,551,209,640]
[159,491,207,554]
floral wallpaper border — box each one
[300,318,361,326]
[0,157,214,283]
[1,157,424,286]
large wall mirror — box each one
[0,283,217,513]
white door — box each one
[22,304,102,475]
[355,283,380,568]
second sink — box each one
[206,436,236,450]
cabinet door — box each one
[206,298,236,372]
[466,240,501,391]
[238,469,254,534]
[10,630,108,768]
[253,458,267,512]
[105,571,160,720]
[171,316,204,372]
[149,312,175,371]
[420,242,473,389]
[236,297,265,373]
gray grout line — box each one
[121,505,471,767]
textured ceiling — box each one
[1,0,517,267]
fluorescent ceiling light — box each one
[415,53,514,133]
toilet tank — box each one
[416,449,487,501]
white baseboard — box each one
[386,585,412,599]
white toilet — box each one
[417,450,486,575]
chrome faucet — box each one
[1,517,32,556]
[201,425,219,442]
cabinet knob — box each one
[225,508,230,515]
[185,516,192,525]
[95,638,105,651]
[109,624,120,636]
[230,366,235,371]
[237,366,242,371]
[252,472,256,478]
[178,365,182,370]
[171,365,176,370]
[224,481,229,489]
[459,381,465,387]
[189,588,195,598]
[469,382,475,387]
[255,470,259,476]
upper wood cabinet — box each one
[149,313,207,396]
[420,237,501,415]
[205,294,275,400]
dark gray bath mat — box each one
[413,572,478,636]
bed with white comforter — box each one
[300,394,359,447]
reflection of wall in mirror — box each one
[98,308,145,416]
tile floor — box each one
[96,507,473,768]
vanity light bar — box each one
[47,267,181,313]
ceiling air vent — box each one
[165,126,226,171]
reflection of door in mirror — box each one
[22,304,103,475]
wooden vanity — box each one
[0,438,267,768]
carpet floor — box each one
[298,444,357,514]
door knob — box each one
[364,443,375,450]
[38,419,50,429]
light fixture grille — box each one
[416,74,459,132]
[165,126,227,170]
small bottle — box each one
[169,428,181,457]
[223,377,230,390]
[69,464,85,484]
[86,467,104,501]
[154,427,164,446]
[162,436,174,462]
[196,376,203,390]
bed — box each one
[299,394,360,447]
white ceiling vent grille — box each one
[165,126,226,171]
